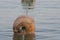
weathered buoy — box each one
[13,16,35,34]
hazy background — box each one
[0,0,60,40]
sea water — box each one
[0,0,60,40]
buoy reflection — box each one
[13,33,35,40]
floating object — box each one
[13,0,36,40]
[13,16,35,34]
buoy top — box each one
[13,16,34,27]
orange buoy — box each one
[13,16,35,34]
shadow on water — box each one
[13,33,35,40]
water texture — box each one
[0,0,60,40]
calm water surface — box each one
[0,0,60,40]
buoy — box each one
[13,0,36,40]
[13,16,35,34]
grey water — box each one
[0,0,60,40]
